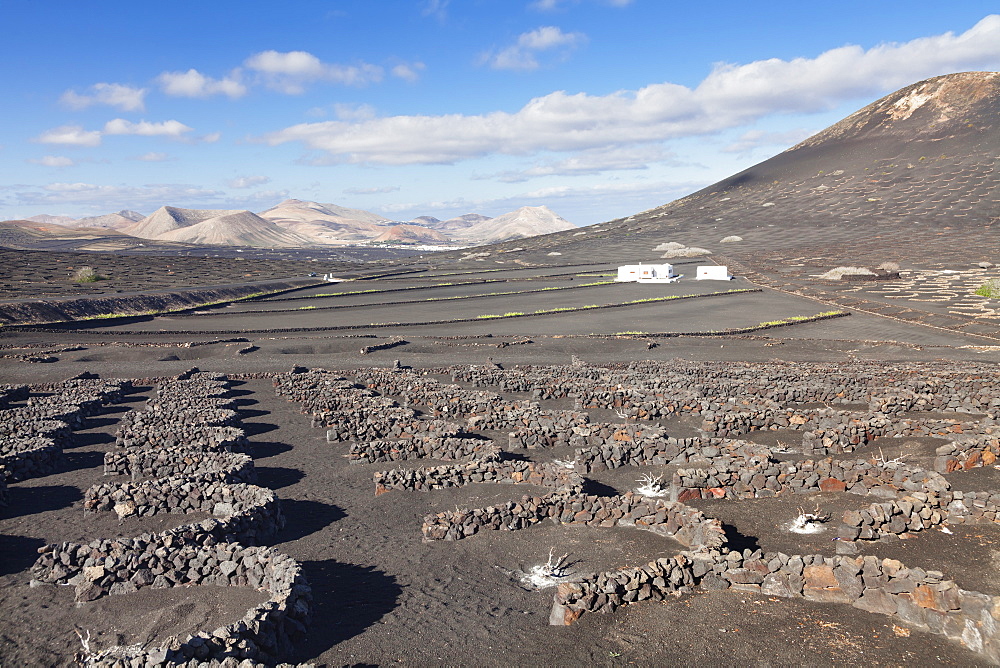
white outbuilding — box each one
[616,263,679,283]
[695,265,733,280]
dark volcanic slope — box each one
[491,72,1000,262]
[652,71,999,230]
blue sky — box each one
[3,1,999,226]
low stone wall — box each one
[20,372,313,665]
[27,393,105,418]
[156,378,232,398]
[325,412,458,442]
[4,403,86,429]
[570,424,769,471]
[31,537,310,664]
[104,447,255,483]
[0,418,73,448]
[272,370,356,402]
[302,394,395,421]
[83,478,283,545]
[375,460,581,496]
[0,383,29,406]
[709,552,999,661]
[115,423,247,450]
[0,435,65,482]
[145,395,240,412]
[507,412,591,449]
[550,547,1000,660]
[349,436,500,464]
[935,435,1000,473]
[551,554,700,624]
[574,388,707,420]
[672,457,949,501]
[423,491,726,546]
[30,377,132,402]
[118,407,241,432]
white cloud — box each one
[227,175,271,189]
[35,125,103,147]
[391,62,426,82]
[37,119,197,148]
[103,119,194,139]
[60,83,147,111]
[29,155,75,168]
[722,128,815,155]
[482,26,586,71]
[244,50,382,93]
[237,189,290,204]
[14,182,225,209]
[530,0,634,10]
[200,132,222,143]
[157,69,246,98]
[132,152,172,162]
[246,50,326,77]
[422,0,449,20]
[343,186,400,195]
[482,145,677,182]
[264,15,1000,166]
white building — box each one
[616,263,678,283]
[695,265,733,280]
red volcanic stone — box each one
[819,477,847,492]
[804,565,839,590]
[913,584,945,611]
[677,488,701,502]
[964,451,982,470]
[706,487,727,499]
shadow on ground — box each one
[296,560,401,661]
[277,499,346,542]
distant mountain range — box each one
[14,201,576,249]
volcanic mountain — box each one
[446,206,576,244]
[476,71,1000,262]
[75,210,144,230]
[125,206,312,248]
[371,224,451,244]
[259,199,390,245]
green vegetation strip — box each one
[181,281,618,317]
[975,279,1000,299]
[0,289,283,328]
[259,278,506,303]
[25,288,767,335]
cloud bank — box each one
[263,15,1000,165]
